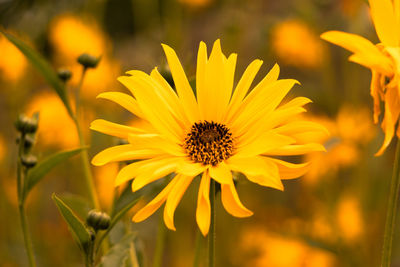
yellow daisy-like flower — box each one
[321,0,400,155]
[91,40,326,236]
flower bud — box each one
[57,68,72,82]
[15,114,38,134]
[77,53,100,69]
[21,154,37,168]
[23,135,36,150]
[86,210,110,231]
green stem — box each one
[193,229,203,267]
[153,212,167,267]
[17,134,36,267]
[73,67,100,210]
[129,240,140,267]
[208,180,216,267]
[381,139,400,267]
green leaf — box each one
[99,233,138,267]
[58,193,91,219]
[1,31,73,116]
[52,193,92,254]
[23,147,86,201]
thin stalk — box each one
[73,67,100,210]
[17,134,36,267]
[193,229,203,267]
[153,212,167,267]
[208,180,216,267]
[381,139,400,267]
[129,240,140,267]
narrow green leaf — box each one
[99,233,137,267]
[23,147,86,200]
[1,31,73,116]
[52,193,92,254]
[58,193,91,219]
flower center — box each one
[183,121,234,166]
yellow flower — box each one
[272,20,325,68]
[0,32,28,82]
[321,0,400,155]
[25,91,79,148]
[304,106,375,183]
[91,40,327,236]
[178,0,212,8]
[48,14,120,99]
[336,195,363,242]
[238,228,337,267]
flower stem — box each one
[208,180,216,267]
[193,228,203,267]
[381,139,400,267]
[153,211,167,267]
[17,134,36,267]
[73,67,100,210]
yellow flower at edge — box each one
[272,20,325,68]
[321,0,400,156]
[25,91,79,148]
[91,40,327,236]
[0,32,28,82]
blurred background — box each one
[0,0,397,266]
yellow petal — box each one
[209,162,232,184]
[115,158,162,186]
[226,59,263,122]
[96,92,144,118]
[228,156,283,190]
[231,79,299,137]
[269,158,310,180]
[118,75,184,143]
[92,145,162,166]
[227,63,280,125]
[162,43,199,124]
[149,67,191,127]
[176,159,206,177]
[369,0,399,46]
[196,41,209,119]
[90,119,147,139]
[221,179,253,217]
[321,31,392,74]
[127,133,185,157]
[274,121,329,136]
[370,70,383,124]
[132,177,179,222]
[163,174,195,230]
[196,172,211,236]
[132,160,178,191]
[264,143,326,156]
[235,132,296,158]
[376,86,400,155]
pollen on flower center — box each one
[183,121,234,166]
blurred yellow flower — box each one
[25,91,79,148]
[94,163,119,210]
[178,0,211,8]
[0,32,28,82]
[272,20,325,68]
[48,14,120,99]
[239,228,337,267]
[321,0,400,155]
[0,135,5,162]
[336,195,363,242]
[91,39,327,236]
[305,106,375,183]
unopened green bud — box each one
[15,114,38,134]
[21,154,37,168]
[86,210,110,231]
[77,53,100,69]
[57,68,72,82]
[23,135,35,150]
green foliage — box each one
[99,233,140,267]
[1,31,73,116]
[23,147,86,201]
[52,193,93,255]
